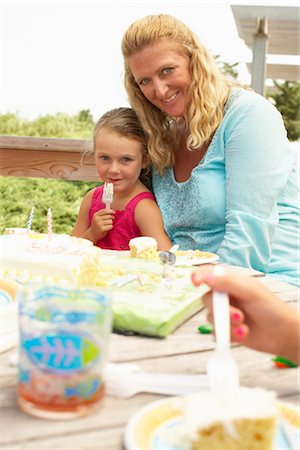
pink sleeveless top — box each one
[89,185,156,250]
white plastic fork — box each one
[206,267,240,403]
[104,363,209,398]
[102,182,114,208]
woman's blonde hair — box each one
[122,14,235,174]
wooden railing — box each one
[0,135,98,181]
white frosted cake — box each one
[173,387,277,450]
[129,236,158,261]
[1,233,209,337]
[1,233,102,286]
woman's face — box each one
[128,40,191,118]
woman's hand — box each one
[191,266,299,364]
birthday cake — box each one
[173,387,277,450]
[1,234,209,337]
[1,233,102,286]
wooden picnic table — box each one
[1,273,299,450]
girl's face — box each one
[94,128,146,194]
[128,40,191,118]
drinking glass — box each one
[18,284,112,419]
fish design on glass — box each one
[33,307,105,325]
[64,377,102,399]
[22,333,100,372]
[19,367,31,383]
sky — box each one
[0,0,298,120]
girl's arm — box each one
[71,188,95,240]
[134,199,172,251]
[72,188,115,244]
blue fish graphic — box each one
[64,378,101,399]
[19,368,31,383]
[22,333,100,373]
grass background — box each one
[0,110,98,234]
[0,177,98,234]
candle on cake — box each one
[26,207,35,233]
[47,208,52,240]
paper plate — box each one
[101,249,219,266]
[124,397,299,450]
[175,252,219,266]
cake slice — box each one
[174,387,278,450]
[129,237,158,261]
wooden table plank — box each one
[1,276,299,450]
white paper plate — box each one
[124,397,299,450]
[101,249,219,265]
[175,253,219,266]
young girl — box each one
[72,107,172,251]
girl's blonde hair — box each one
[122,14,235,174]
[93,107,148,163]
[85,107,152,188]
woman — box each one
[121,14,299,287]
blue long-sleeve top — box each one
[153,88,299,286]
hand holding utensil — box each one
[206,266,240,403]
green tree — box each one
[215,54,239,80]
[0,109,95,139]
[267,81,300,141]
[0,109,97,233]
[0,177,98,234]
[76,109,94,125]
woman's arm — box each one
[217,91,295,271]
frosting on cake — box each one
[1,234,102,286]
[169,387,277,450]
[129,237,158,261]
[1,234,209,337]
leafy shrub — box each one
[0,110,94,139]
[0,177,98,234]
[0,109,98,234]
